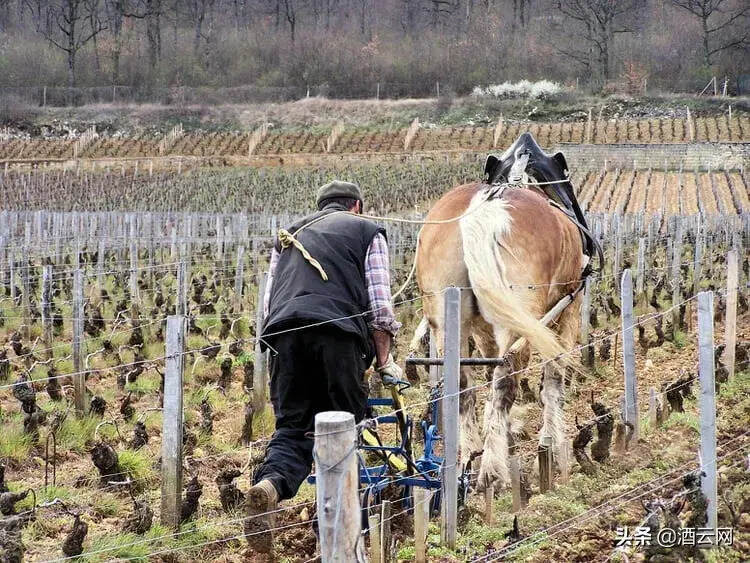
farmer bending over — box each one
[245,180,402,553]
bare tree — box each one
[555,0,641,87]
[26,0,106,91]
[184,0,216,53]
[671,0,749,67]
[282,0,298,42]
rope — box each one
[277,228,328,281]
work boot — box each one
[245,479,279,553]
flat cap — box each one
[316,180,363,209]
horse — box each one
[413,132,591,490]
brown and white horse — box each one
[413,133,588,489]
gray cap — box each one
[316,180,363,209]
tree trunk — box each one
[701,13,711,66]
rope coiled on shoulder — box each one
[277,228,329,281]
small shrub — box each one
[472,80,563,99]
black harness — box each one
[483,134,603,278]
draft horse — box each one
[414,133,595,490]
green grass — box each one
[663,410,700,433]
[118,448,157,484]
[125,372,161,394]
[81,518,229,562]
[0,422,33,461]
[672,330,688,348]
[57,415,115,452]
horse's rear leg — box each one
[477,330,514,490]
[540,293,581,481]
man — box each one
[245,180,402,553]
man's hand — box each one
[376,354,403,385]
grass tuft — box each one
[0,423,33,461]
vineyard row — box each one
[2,116,749,161]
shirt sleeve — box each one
[364,233,402,336]
[263,247,280,319]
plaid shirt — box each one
[264,232,401,336]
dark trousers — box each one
[253,327,370,500]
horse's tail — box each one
[459,194,566,363]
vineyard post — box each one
[129,240,139,315]
[73,269,86,416]
[413,487,429,563]
[724,250,738,379]
[314,411,363,562]
[9,254,16,302]
[41,265,53,358]
[614,216,623,292]
[697,291,718,534]
[161,315,186,529]
[671,219,683,337]
[580,276,594,367]
[621,269,639,442]
[253,272,269,411]
[369,512,382,563]
[636,237,645,298]
[97,239,106,289]
[693,227,703,296]
[509,454,524,511]
[585,108,592,143]
[21,245,31,340]
[233,244,245,313]
[170,227,177,260]
[648,387,658,428]
[381,500,393,563]
[484,485,494,524]
[176,260,188,316]
[538,435,553,492]
[441,286,460,549]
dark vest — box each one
[262,203,386,352]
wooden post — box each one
[41,265,53,359]
[381,500,392,563]
[314,411,363,562]
[129,240,139,314]
[580,276,593,367]
[253,272,269,410]
[614,217,622,292]
[724,250,738,379]
[97,239,106,289]
[233,244,245,313]
[369,513,382,563]
[538,435,553,493]
[8,255,15,302]
[509,455,524,512]
[161,316,185,529]
[413,488,430,563]
[621,269,639,442]
[636,237,646,297]
[484,486,494,524]
[21,246,31,340]
[72,269,86,416]
[441,287,460,549]
[671,219,683,337]
[697,291,718,534]
[693,229,703,296]
[176,260,188,316]
[648,387,658,428]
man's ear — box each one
[354,201,362,214]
